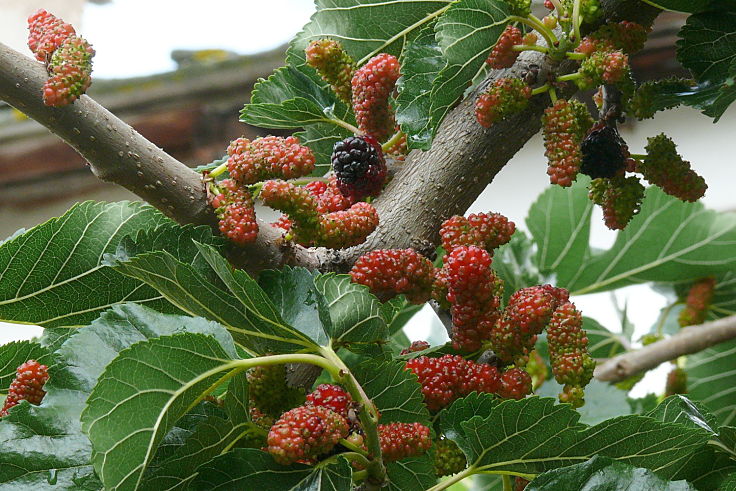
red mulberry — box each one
[665,367,688,396]
[486,25,523,69]
[306,38,356,104]
[226,136,315,185]
[639,134,707,202]
[378,422,432,462]
[27,9,75,62]
[352,53,401,142]
[542,99,593,187]
[306,384,353,419]
[440,212,515,255]
[211,179,259,246]
[1,360,49,417]
[576,21,648,56]
[678,277,716,327]
[318,201,379,249]
[475,78,531,128]
[497,368,533,400]
[350,249,434,304]
[267,405,349,465]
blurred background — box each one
[1,0,734,399]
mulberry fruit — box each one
[576,21,648,56]
[629,78,691,120]
[639,134,707,202]
[331,136,387,201]
[211,179,259,245]
[248,364,305,419]
[261,179,321,243]
[316,176,355,213]
[1,360,49,417]
[400,340,431,355]
[434,438,467,476]
[226,136,315,185]
[378,422,432,462]
[588,175,645,230]
[440,212,515,255]
[678,277,716,327]
[306,384,353,419]
[475,78,531,128]
[576,50,629,90]
[42,64,92,107]
[27,9,75,62]
[306,39,356,104]
[405,355,500,412]
[444,246,503,351]
[350,249,434,304]
[486,25,523,69]
[318,201,379,249]
[351,53,401,142]
[665,367,687,396]
[580,122,628,179]
[498,368,533,400]
[542,99,593,187]
[547,302,595,407]
[267,405,349,465]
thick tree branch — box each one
[595,315,736,383]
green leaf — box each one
[441,396,709,479]
[114,247,314,355]
[241,66,353,130]
[527,455,697,490]
[0,341,51,391]
[536,378,632,426]
[386,455,436,491]
[81,332,242,490]
[585,317,627,359]
[677,10,736,84]
[647,395,718,433]
[0,303,228,490]
[193,449,353,490]
[429,0,512,136]
[315,273,388,346]
[259,267,332,346]
[395,23,445,150]
[640,0,713,13]
[356,360,431,426]
[0,201,175,328]
[287,0,452,70]
[687,338,736,426]
[526,179,736,295]
[141,373,262,490]
[722,474,736,491]
[295,123,352,175]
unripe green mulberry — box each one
[639,134,707,202]
[542,99,593,187]
[306,39,356,104]
[475,78,531,128]
[588,175,645,230]
[248,364,305,419]
[434,438,467,476]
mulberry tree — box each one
[1,2,736,490]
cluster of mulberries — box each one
[267,405,349,464]
[247,364,306,421]
[405,354,502,411]
[210,179,259,245]
[443,246,504,352]
[1,360,49,417]
[490,285,568,365]
[475,78,532,128]
[588,175,645,230]
[378,422,432,462]
[576,21,648,56]
[331,136,387,202]
[439,212,516,255]
[349,249,435,304]
[226,136,315,185]
[306,39,356,104]
[541,99,594,187]
[351,53,401,142]
[638,134,707,202]
[579,122,629,179]
[434,438,467,476]
[28,10,95,107]
[546,302,595,407]
[486,25,523,69]
[678,277,716,327]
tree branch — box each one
[594,315,736,383]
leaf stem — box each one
[548,0,564,14]
[566,51,587,60]
[352,469,369,482]
[427,465,478,491]
[289,176,330,186]
[330,117,361,135]
[531,83,551,96]
[530,14,559,44]
[556,72,582,83]
[382,131,405,152]
[572,0,582,42]
[320,347,386,487]
[512,45,549,54]
[340,438,370,456]
[209,162,228,178]
[510,16,556,48]
[548,87,558,103]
